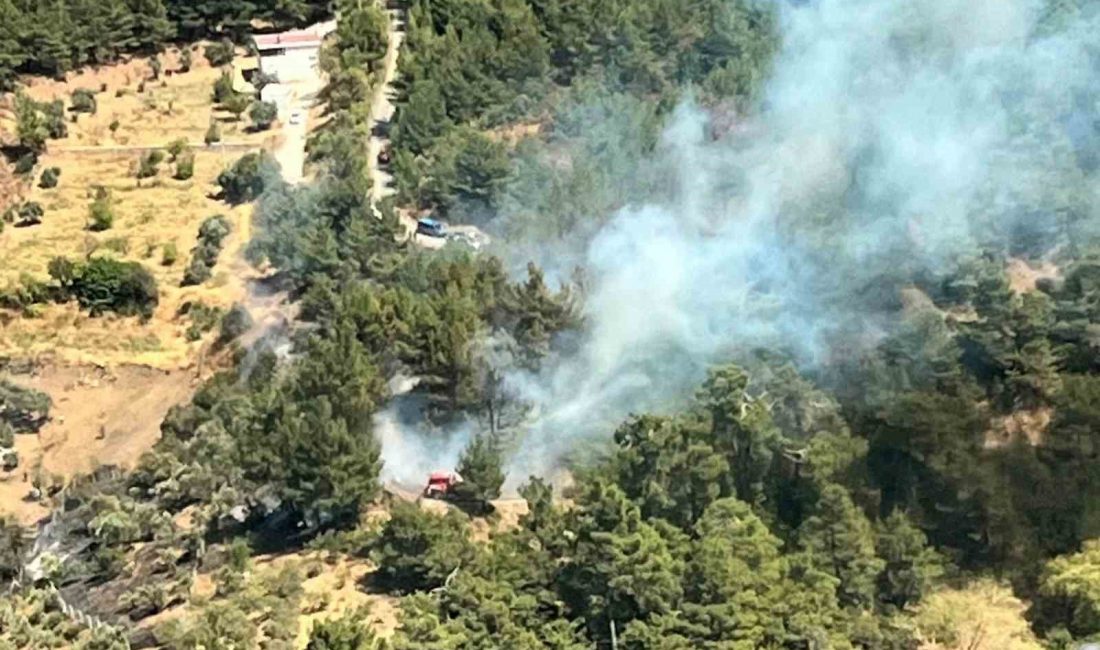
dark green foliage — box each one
[6,201,44,227]
[370,500,476,593]
[798,484,885,610]
[217,151,278,203]
[212,70,235,103]
[12,152,37,175]
[38,166,60,189]
[218,302,253,343]
[456,432,505,502]
[0,379,51,433]
[13,93,46,152]
[1033,541,1100,638]
[87,191,115,231]
[204,119,222,145]
[0,516,26,581]
[136,149,165,178]
[173,150,195,180]
[305,611,378,650]
[249,100,277,130]
[49,256,159,318]
[178,47,192,72]
[875,511,944,611]
[222,91,251,121]
[181,215,231,286]
[204,39,234,67]
[181,301,223,341]
[70,88,97,114]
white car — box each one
[288,111,303,125]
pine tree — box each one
[457,432,505,502]
[874,510,944,610]
[799,484,885,610]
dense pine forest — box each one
[2,0,1100,648]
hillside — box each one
[2,0,1100,649]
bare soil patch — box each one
[0,363,195,524]
[983,407,1052,450]
[1006,258,1059,295]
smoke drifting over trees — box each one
[494,0,1100,477]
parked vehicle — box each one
[416,218,447,238]
[424,471,464,499]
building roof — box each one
[253,29,323,50]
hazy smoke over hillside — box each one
[498,0,1100,479]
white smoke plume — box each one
[499,0,1100,479]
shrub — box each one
[149,56,161,80]
[198,214,231,247]
[166,138,189,161]
[217,152,276,203]
[50,256,159,318]
[249,101,278,130]
[70,88,97,114]
[174,151,195,180]
[0,380,52,433]
[179,48,192,72]
[136,149,166,178]
[161,242,178,265]
[87,193,115,231]
[13,152,37,175]
[38,167,61,189]
[218,303,253,343]
[13,203,43,228]
[41,100,66,139]
[204,120,222,145]
[212,70,234,104]
[204,40,235,67]
[370,501,475,593]
[181,258,211,286]
[222,92,251,121]
[109,119,121,133]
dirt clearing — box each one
[0,363,194,524]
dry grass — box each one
[0,364,195,525]
[0,47,282,368]
[18,46,267,147]
[910,579,1042,650]
[0,148,257,366]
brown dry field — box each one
[0,48,289,522]
[0,46,279,369]
[0,364,195,525]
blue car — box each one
[416,218,446,238]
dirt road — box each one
[272,20,336,184]
[367,6,406,209]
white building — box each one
[252,28,324,83]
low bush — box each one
[136,149,166,179]
[174,151,195,180]
[70,88,97,114]
[38,167,60,188]
[161,241,178,266]
[218,303,253,343]
[180,215,231,286]
[217,152,277,204]
[87,191,115,231]
[204,40,234,67]
[49,256,159,318]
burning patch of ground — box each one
[0,363,195,524]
